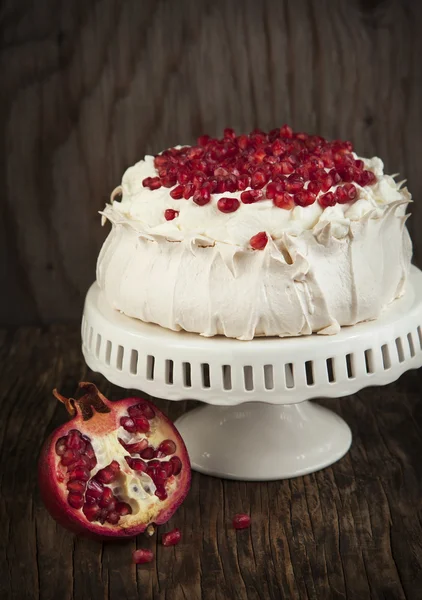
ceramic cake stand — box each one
[81,266,422,481]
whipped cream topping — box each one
[102,153,410,246]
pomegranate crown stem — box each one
[53,382,111,420]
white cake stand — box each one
[81,266,422,481]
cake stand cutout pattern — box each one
[81,266,422,480]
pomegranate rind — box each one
[38,391,191,540]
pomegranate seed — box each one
[140,403,155,419]
[271,139,286,156]
[338,166,356,182]
[61,449,78,466]
[251,169,269,189]
[214,167,229,177]
[177,168,191,185]
[250,232,268,250]
[215,179,226,193]
[97,508,109,524]
[193,186,211,206]
[193,172,206,188]
[132,416,150,433]
[225,177,237,193]
[68,466,91,482]
[106,512,120,525]
[284,175,304,193]
[252,148,267,163]
[355,159,364,170]
[142,177,152,187]
[83,504,101,522]
[120,417,137,433]
[224,127,236,139]
[155,485,168,500]
[170,185,184,200]
[95,460,120,484]
[133,549,154,564]
[182,183,195,199]
[217,197,240,213]
[233,513,251,529]
[148,459,161,467]
[68,493,84,509]
[273,192,294,210]
[55,437,67,456]
[164,209,179,221]
[318,192,336,208]
[295,165,311,180]
[234,134,247,150]
[307,181,321,195]
[149,177,162,190]
[98,487,114,507]
[146,466,156,479]
[67,455,91,472]
[67,480,86,494]
[335,186,349,204]
[343,183,357,200]
[279,161,295,175]
[155,468,168,484]
[329,169,341,184]
[158,440,177,456]
[169,456,182,475]
[359,170,377,186]
[266,181,284,199]
[162,528,181,547]
[321,153,335,168]
[141,447,155,460]
[84,495,97,506]
[160,175,176,188]
[154,155,168,167]
[294,191,316,207]
[66,430,84,450]
[115,502,132,516]
[241,190,263,204]
[320,174,333,192]
[280,124,293,138]
[86,479,104,499]
[162,461,174,478]
[125,456,147,472]
[197,134,210,147]
[237,174,249,190]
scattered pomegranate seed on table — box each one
[162,528,182,546]
[233,514,251,530]
[132,548,154,564]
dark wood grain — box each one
[1,0,422,325]
[1,324,422,599]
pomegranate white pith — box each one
[38,383,190,539]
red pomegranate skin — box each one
[38,383,191,540]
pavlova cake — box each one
[97,126,412,340]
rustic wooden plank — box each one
[2,324,422,598]
[1,0,421,324]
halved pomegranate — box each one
[38,382,190,539]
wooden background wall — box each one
[1,0,421,326]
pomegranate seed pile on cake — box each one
[97,126,412,340]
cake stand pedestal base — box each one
[175,400,351,480]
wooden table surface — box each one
[1,324,422,600]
